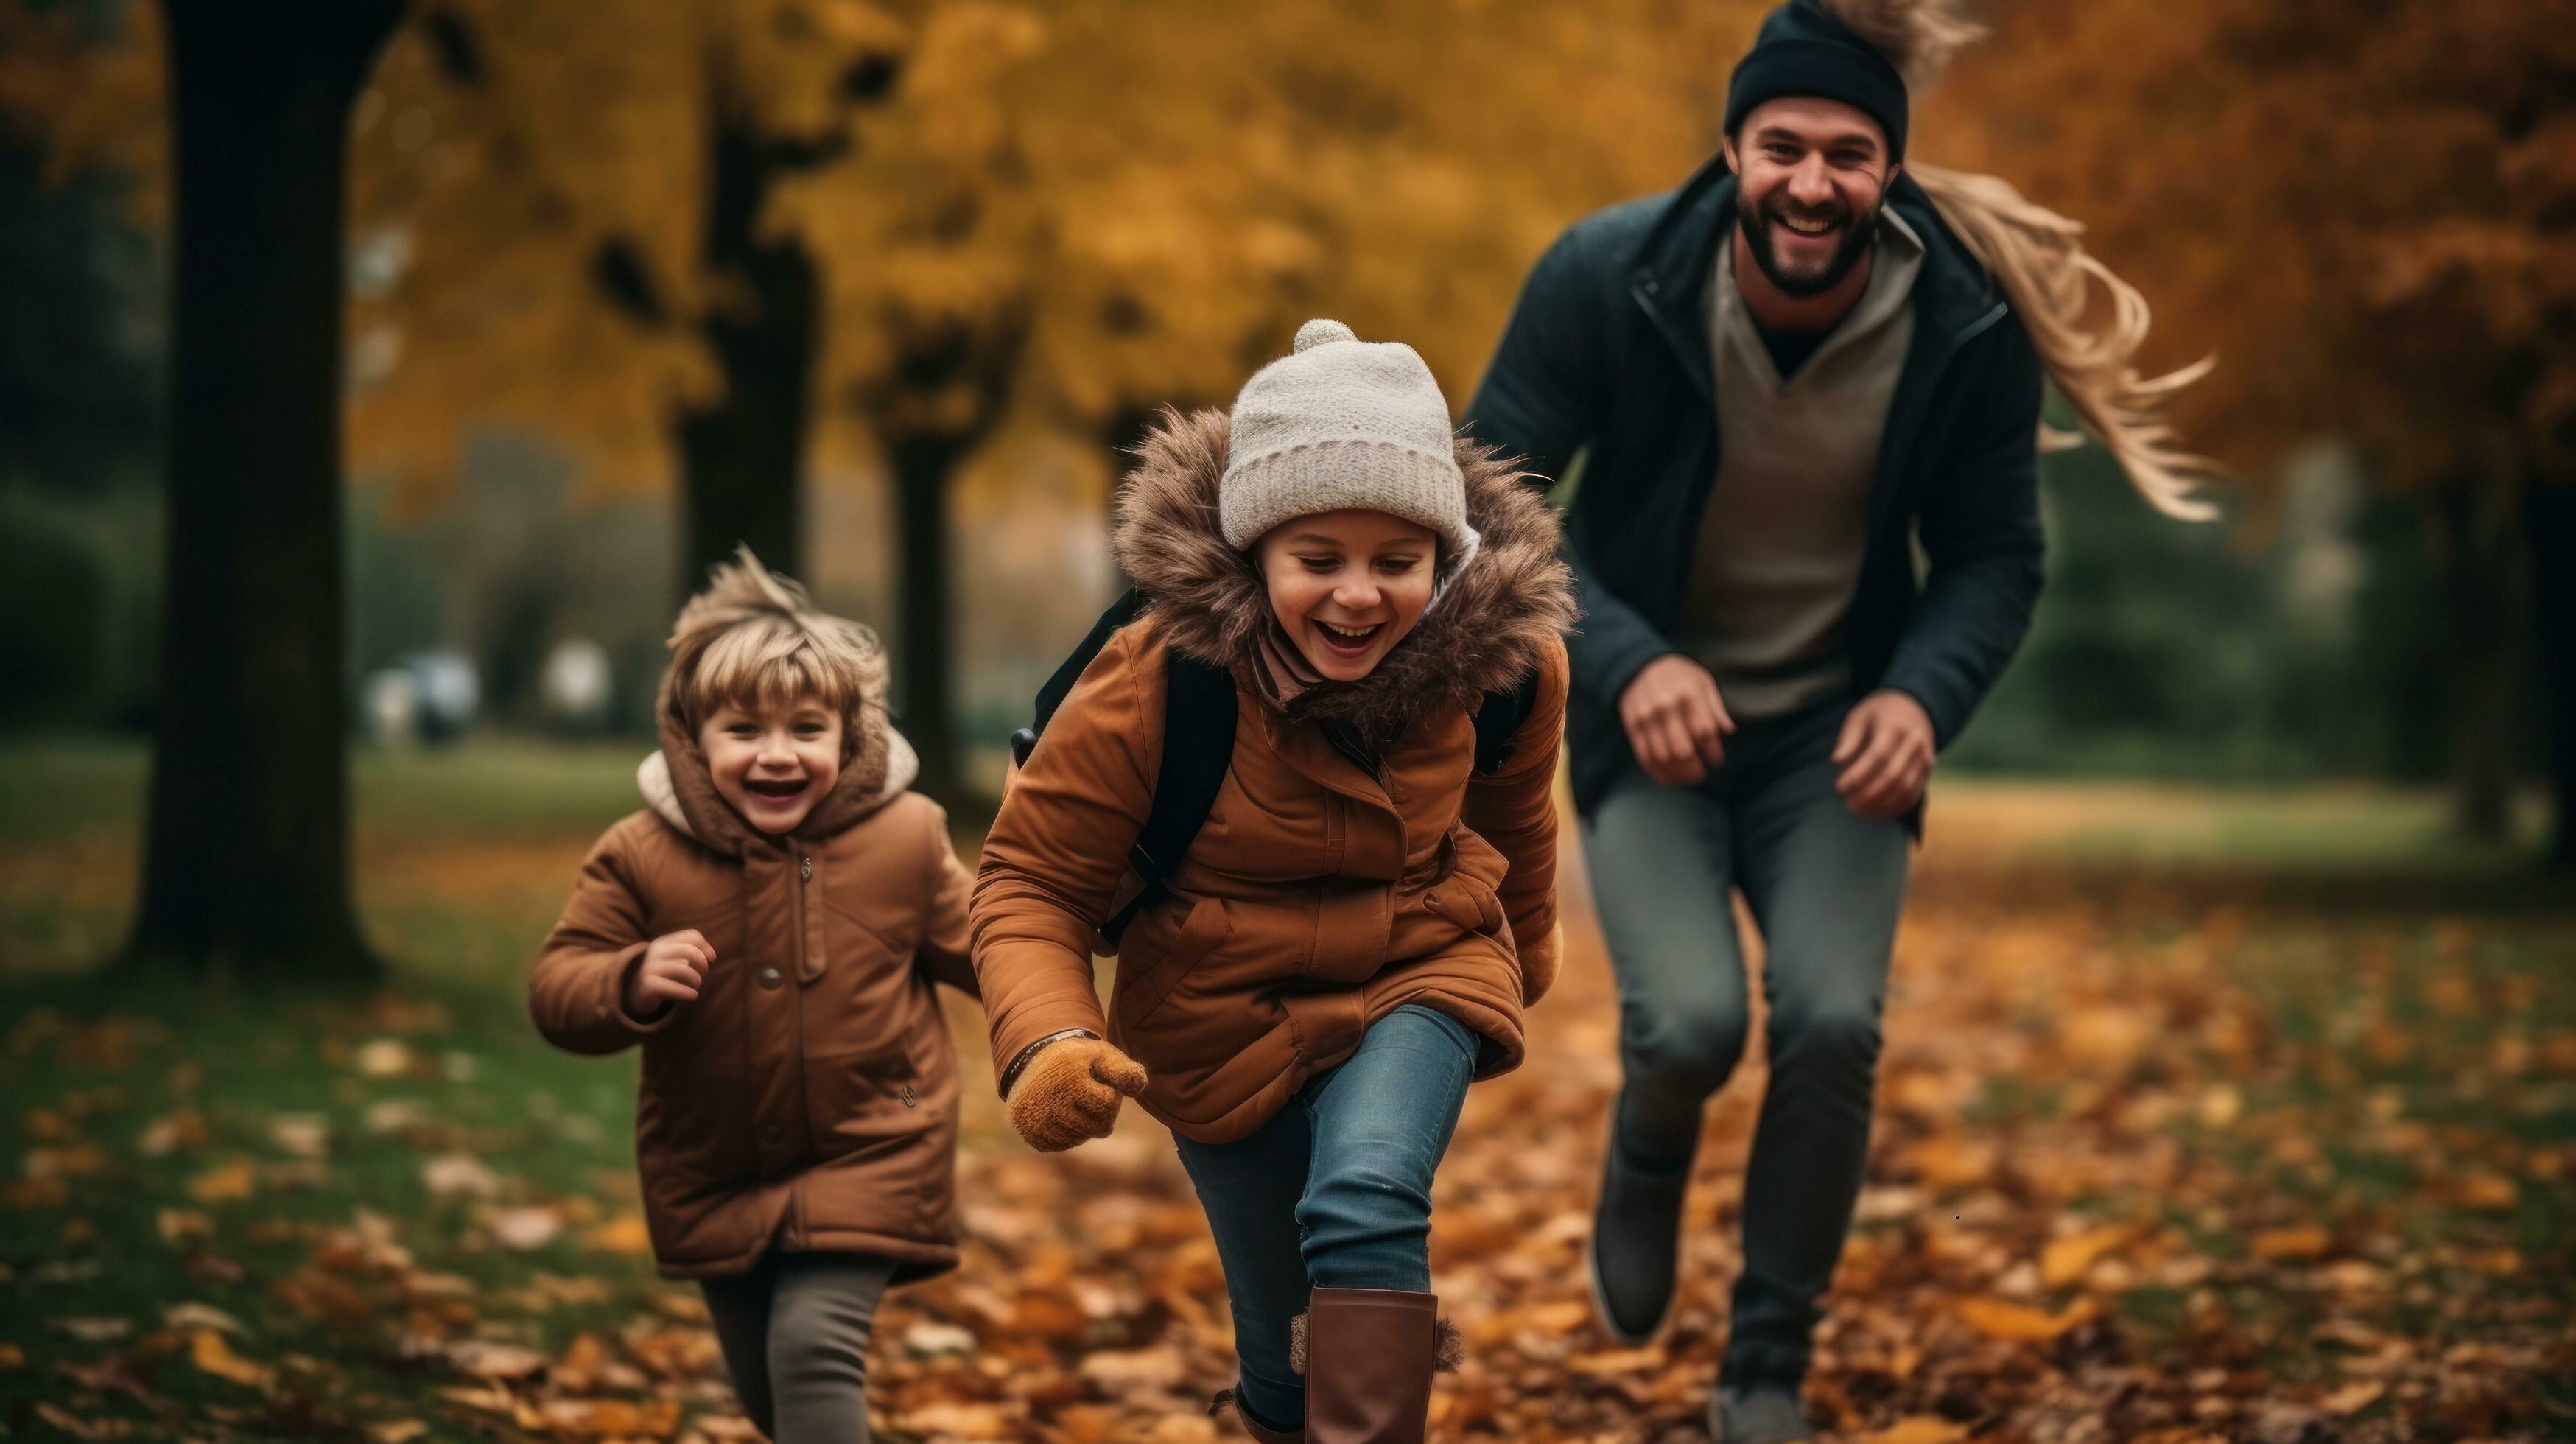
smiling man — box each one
[1466,2,2049,1439]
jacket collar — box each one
[1111,407,1576,750]
[1629,152,2006,394]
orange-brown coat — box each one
[972,409,1577,1145]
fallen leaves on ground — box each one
[4,798,2572,1441]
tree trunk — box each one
[868,316,1027,809]
[2438,485,2519,842]
[675,89,818,594]
[2530,480,2576,866]
[127,0,404,984]
[890,434,968,805]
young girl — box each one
[530,552,978,1444]
[972,320,1575,1442]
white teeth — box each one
[1321,621,1379,639]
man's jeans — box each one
[1582,697,1911,1385]
[1173,1003,1478,1432]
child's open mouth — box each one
[744,777,810,801]
[1313,618,1383,659]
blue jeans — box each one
[1173,1003,1478,1433]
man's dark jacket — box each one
[1465,153,2047,823]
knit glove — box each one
[1006,1038,1148,1152]
[1520,922,1563,1006]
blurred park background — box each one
[1,0,2572,1440]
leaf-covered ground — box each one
[2,743,2571,1442]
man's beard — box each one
[1740,192,1879,298]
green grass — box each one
[1,737,2569,1440]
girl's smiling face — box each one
[697,699,843,834]
[1257,508,1439,682]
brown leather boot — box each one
[1302,1286,1440,1443]
[1212,1388,1306,1444]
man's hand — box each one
[1833,690,1936,820]
[625,930,712,1020]
[1618,655,1736,787]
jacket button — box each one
[760,1123,783,1146]
[757,967,782,989]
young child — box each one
[530,550,976,1444]
[972,320,1576,1442]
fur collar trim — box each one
[645,670,909,857]
[1112,407,1576,746]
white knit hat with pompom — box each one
[1219,318,1479,567]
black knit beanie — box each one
[1722,0,1909,161]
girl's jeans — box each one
[1173,1003,1478,1433]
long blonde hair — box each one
[1823,0,2222,521]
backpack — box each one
[1008,585,1538,947]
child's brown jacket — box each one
[532,704,975,1281]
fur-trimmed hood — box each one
[1112,406,1576,744]
[642,670,912,857]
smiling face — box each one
[1256,509,1440,682]
[696,698,844,835]
[1724,95,1896,298]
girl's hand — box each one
[1005,1038,1148,1152]
[625,930,712,1020]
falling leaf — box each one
[189,1328,273,1389]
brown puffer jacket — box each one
[530,690,976,1282]
[972,408,1577,1146]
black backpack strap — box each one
[1100,653,1237,946]
[1011,585,1143,767]
[1469,669,1542,776]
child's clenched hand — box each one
[625,930,713,1019]
[1006,1039,1148,1152]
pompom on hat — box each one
[1219,318,1480,568]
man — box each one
[1466,1,2047,1438]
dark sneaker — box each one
[1587,1106,1693,1344]
[1711,1382,1812,1444]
